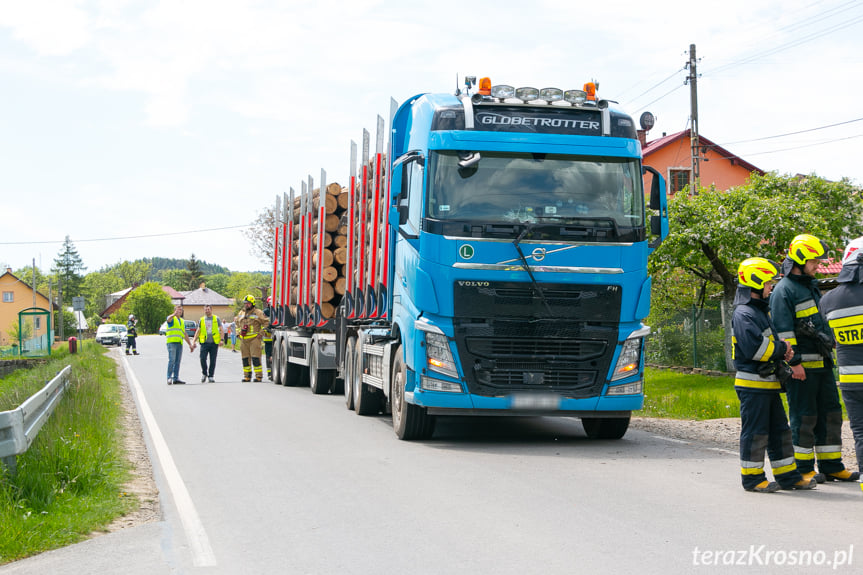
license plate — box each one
[510,394,561,410]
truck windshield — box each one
[427,151,645,231]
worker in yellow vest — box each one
[191,305,224,383]
[165,306,193,385]
[236,295,268,382]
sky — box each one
[1,0,862,275]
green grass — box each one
[0,342,134,565]
[640,366,740,420]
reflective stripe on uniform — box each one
[801,353,824,368]
[794,446,815,460]
[795,300,819,318]
[771,458,797,475]
[734,371,781,390]
[815,445,842,460]
[741,459,764,475]
[754,327,776,362]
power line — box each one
[731,133,863,157]
[719,117,863,146]
[0,224,251,246]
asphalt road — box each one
[2,335,862,574]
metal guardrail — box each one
[0,365,71,476]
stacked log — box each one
[289,182,348,319]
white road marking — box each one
[122,356,217,567]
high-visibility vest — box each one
[199,315,221,344]
[166,317,185,343]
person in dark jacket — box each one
[770,234,859,483]
[819,237,863,491]
[733,257,816,492]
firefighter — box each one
[818,236,863,491]
[770,234,859,483]
[125,314,139,355]
[733,257,816,492]
[262,296,274,381]
[236,294,268,382]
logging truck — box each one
[268,77,669,440]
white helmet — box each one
[129,314,135,319]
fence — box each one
[646,302,728,371]
[0,365,70,476]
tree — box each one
[8,319,32,344]
[123,282,173,334]
[106,260,153,287]
[52,235,86,297]
[184,254,205,291]
[161,269,189,292]
[226,272,271,314]
[203,273,231,296]
[243,207,277,265]
[650,172,863,369]
[13,265,49,295]
[81,271,125,318]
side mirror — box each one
[643,165,661,210]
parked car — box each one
[159,319,197,338]
[95,324,127,347]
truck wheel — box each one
[309,346,334,395]
[391,345,435,440]
[581,415,630,440]
[344,337,356,410]
[353,342,381,415]
[273,339,284,385]
[284,360,307,387]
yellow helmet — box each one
[788,234,828,265]
[243,294,256,306]
[737,257,780,289]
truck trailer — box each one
[268,77,669,440]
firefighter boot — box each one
[745,480,780,493]
[825,470,860,482]
[783,477,817,490]
[242,357,252,382]
[801,471,826,484]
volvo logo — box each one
[531,247,547,262]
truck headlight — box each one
[424,332,459,378]
[611,337,642,381]
[606,380,643,395]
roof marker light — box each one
[490,84,515,100]
[478,77,492,96]
[564,89,587,105]
[539,87,563,103]
[515,87,539,102]
[583,82,597,101]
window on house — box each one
[2,291,13,303]
[35,317,41,330]
[669,169,692,194]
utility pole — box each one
[686,43,700,191]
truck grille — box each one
[453,317,617,398]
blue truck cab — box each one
[382,80,668,439]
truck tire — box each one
[344,337,356,410]
[284,360,308,387]
[309,346,334,395]
[391,345,435,440]
[353,342,381,415]
[581,415,630,440]
[273,339,285,386]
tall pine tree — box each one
[53,235,86,297]
[185,253,204,290]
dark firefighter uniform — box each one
[818,239,863,486]
[770,237,854,481]
[236,295,269,382]
[732,259,810,492]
